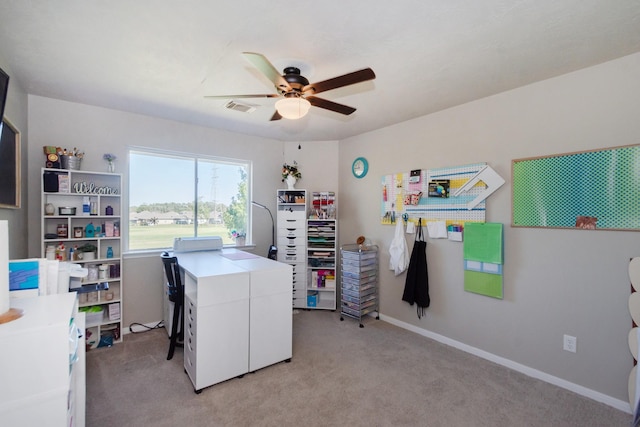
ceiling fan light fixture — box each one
[275,97,311,120]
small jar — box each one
[105,205,114,216]
[87,265,99,281]
[57,223,68,238]
[98,264,109,280]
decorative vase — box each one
[286,174,297,190]
[235,236,246,246]
[108,161,115,173]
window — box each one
[128,148,250,251]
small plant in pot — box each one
[76,243,97,260]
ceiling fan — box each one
[205,52,376,120]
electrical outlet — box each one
[563,334,577,353]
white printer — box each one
[172,236,223,253]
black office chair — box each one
[161,252,184,360]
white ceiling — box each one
[0,1,639,142]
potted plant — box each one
[282,161,302,189]
[103,153,117,173]
[76,243,98,260]
[230,230,246,246]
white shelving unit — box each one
[309,191,336,219]
[0,293,86,426]
[307,218,337,310]
[41,167,123,348]
[276,189,307,308]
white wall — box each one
[283,139,340,203]
[0,55,28,258]
[338,52,640,407]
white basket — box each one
[85,308,104,325]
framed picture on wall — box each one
[0,118,20,209]
[512,144,640,231]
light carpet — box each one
[86,310,629,426]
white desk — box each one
[177,249,292,393]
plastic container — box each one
[45,245,55,260]
[98,264,109,280]
[59,206,76,215]
[81,306,104,325]
[87,265,99,281]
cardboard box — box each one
[108,302,121,321]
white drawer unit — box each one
[340,244,380,328]
[182,260,250,393]
[277,234,304,246]
[277,213,306,229]
[183,295,197,381]
[177,249,292,393]
[279,244,306,262]
[291,262,305,307]
[277,189,307,308]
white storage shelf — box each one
[41,167,123,348]
[307,216,337,311]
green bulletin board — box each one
[512,144,640,231]
[463,222,504,299]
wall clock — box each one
[352,157,369,179]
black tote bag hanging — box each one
[402,218,430,318]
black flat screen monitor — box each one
[0,67,8,120]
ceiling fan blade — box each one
[306,96,356,115]
[303,68,375,95]
[204,94,280,99]
[242,52,292,92]
[270,111,282,121]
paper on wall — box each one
[427,221,448,239]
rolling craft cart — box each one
[340,244,379,327]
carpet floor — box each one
[86,310,630,426]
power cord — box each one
[129,321,164,334]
